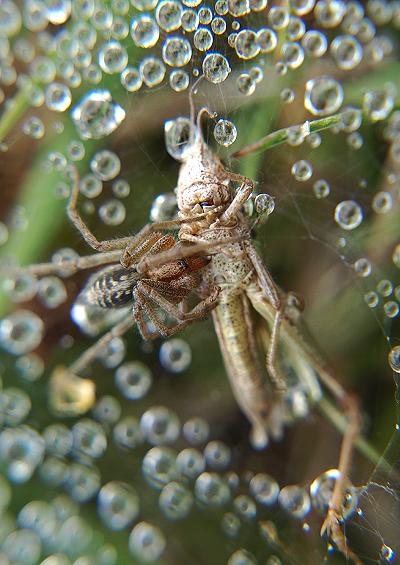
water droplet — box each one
[164,116,192,160]
[235,29,260,59]
[204,440,231,470]
[99,199,126,226]
[315,0,345,28]
[43,423,73,456]
[228,0,250,17]
[372,191,392,214]
[195,472,230,506]
[71,90,125,140]
[169,69,190,91]
[221,512,241,537]
[162,36,192,67]
[181,8,199,31]
[291,159,313,181]
[22,116,45,139]
[268,6,289,29]
[237,73,256,96]
[353,258,372,277]
[72,418,107,459]
[16,353,44,382]
[159,338,192,373]
[313,179,330,199]
[141,406,180,445]
[98,40,128,74]
[182,416,210,445]
[65,462,100,502]
[2,528,42,565]
[156,0,182,31]
[254,193,275,215]
[2,273,37,303]
[159,481,193,520]
[0,0,22,36]
[340,106,362,132]
[0,426,45,483]
[249,473,279,505]
[129,522,166,562]
[304,76,344,116]
[115,361,152,400]
[202,52,231,83]
[193,26,213,51]
[0,387,31,426]
[140,56,166,87]
[130,14,159,48]
[257,27,278,53]
[389,346,400,373]
[213,119,237,146]
[290,0,316,16]
[330,35,363,70]
[113,416,144,450]
[278,485,311,518]
[376,279,393,298]
[302,29,328,57]
[37,276,67,308]
[380,544,395,563]
[334,200,363,230]
[45,82,72,112]
[363,89,394,121]
[110,179,130,199]
[364,291,379,308]
[281,41,304,68]
[44,0,71,24]
[228,549,257,565]
[310,469,358,518]
[91,149,121,180]
[384,301,399,319]
[176,447,205,478]
[98,482,139,530]
[211,16,226,34]
[121,66,142,92]
[393,244,400,268]
[0,310,44,355]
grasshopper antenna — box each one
[189,75,204,144]
[189,75,217,147]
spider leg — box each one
[121,232,176,268]
[133,293,165,340]
[67,167,131,252]
[69,314,133,375]
[0,250,122,277]
[138,281,220,322]
[120,210,222,269]
[137,236,241,274]
[134,288,191,339]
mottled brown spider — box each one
[3,167,221,415]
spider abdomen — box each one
[83,265,139,308]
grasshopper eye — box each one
[200,200,214,208]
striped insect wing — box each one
[82,265,139,308]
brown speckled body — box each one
[175,127,280,447]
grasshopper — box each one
[2,99,363,564]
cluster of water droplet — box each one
[0,1,400,563]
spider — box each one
[3,166,221,415]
